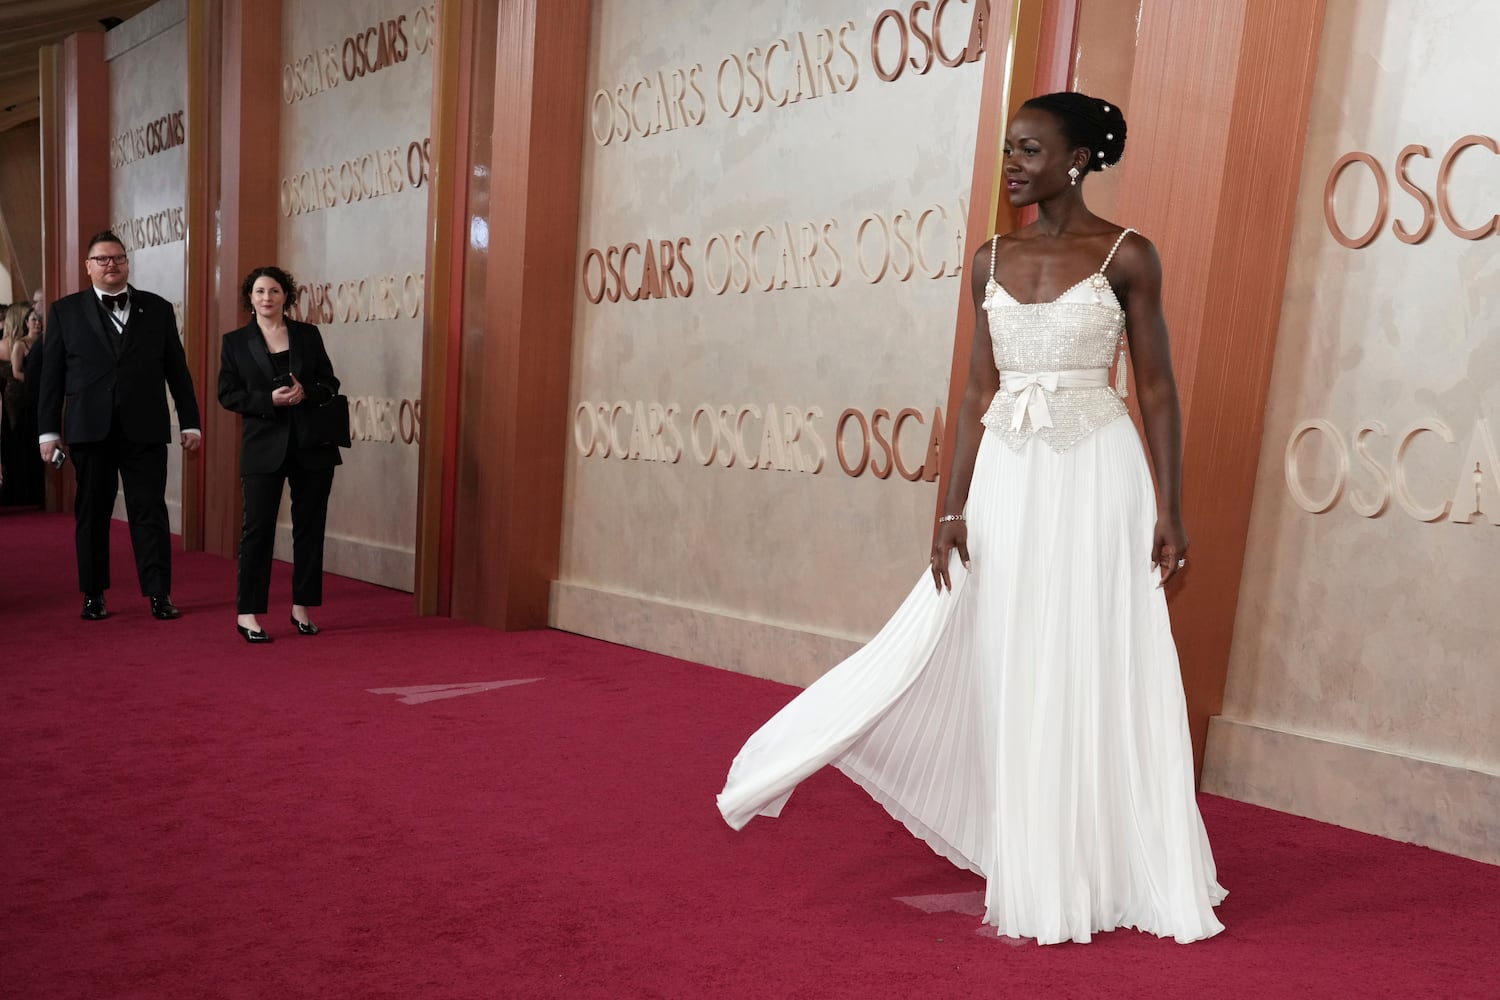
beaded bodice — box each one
[979,230,1132,451]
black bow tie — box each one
[102,292,128,310]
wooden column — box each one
[414,0,475,617]
[37,32,110,515]
[38,44,62,513]
[1116,0,1327,774]
[54,33,110,296]
[444,1,592,630]
[199,0,283,559]
[178,0,216,552]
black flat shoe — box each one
[236,624,273,643]
[290,615,319,636]
[149,595,181,620]
[81,594,109,621]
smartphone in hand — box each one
[50,448,68,469]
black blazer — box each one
[217,319,343,476]
[38,286,201,444]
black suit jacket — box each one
[38,286,201,444]
[217,319,343,476]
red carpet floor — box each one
[2,508,1497,999]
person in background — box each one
[20,307,47,508]
[0,302,11,495]
[1,304,43,505]
[37,231,202,620]
[217,265,342,643]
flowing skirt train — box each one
[717,418,1226,944]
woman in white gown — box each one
[716,93,1227,945]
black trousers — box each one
[237,449,335,614]
[70,418,171,596]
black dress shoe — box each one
[236,624,273,643]
[149,595,181,620]
[81,594,109,621]
[290,615,319,636]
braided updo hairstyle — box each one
[1020,92,1127,173]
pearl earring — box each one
[1068,166,1080,186]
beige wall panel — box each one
[555,1,990,679]
[108,0,188,532]
[1208,0,1500,860]
[276,0,437,590]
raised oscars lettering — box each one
[581,239,696,304]
[590,64,709,146]
[572,401,947,481]
[713,23,860,118]
[281,3,436,105]
[869,0,987,82]
[836,407,945,481]
[348,397,421,445]
[110,207,187,252]
[581,199,967,303]
[1324,134,1498,247]
[110,110,186,168]
[702,221,842,295]
[290,273,425,324]
[1284,416,1500,525]
[280,138,430,217]
[589,11,986,146]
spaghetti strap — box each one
[1100,227,1134,274]
[988,234,1000,282]
[1100,227,1135,401]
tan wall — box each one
[1205,0,1500,863]
[275,0,437,589]
[552,0,991,682]
[1066,0,1138,223]
[107,0,188,532]
[0,121,45,300]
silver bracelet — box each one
[937,513,965,523]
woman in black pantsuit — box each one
[218,266,341,643]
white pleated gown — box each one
[716,240,1227,945]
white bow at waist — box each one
[999,368,1111,432]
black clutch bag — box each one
[295,393,352,449]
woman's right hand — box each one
[930,519,970,592]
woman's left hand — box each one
[283,372,307,406]
[1152,512,1189,586]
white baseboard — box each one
[549,580,865,688]
[1203,716,1499,865]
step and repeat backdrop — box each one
[277,0,436,589]
[1210,0,1499,861]
[552,0,991,682]
[107,0,188,531]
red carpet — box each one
[2,508,1496,999]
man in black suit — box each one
[37,231,202,621]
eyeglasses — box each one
[87,254,128,265]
